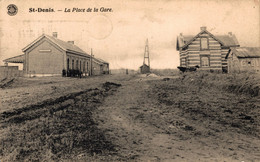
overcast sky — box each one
[0,0,259,69]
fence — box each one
[0,66,24,79]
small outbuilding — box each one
[139,64,150,74]
[226,47,260,73]
[92,57,109,75]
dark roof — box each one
[22,34,90,57]
[45,35,87,54]
[227,47,260,58]
[176,35,193,50]
[216,35,239,47]
[93,57,109,65]
[3,54,25,63]
[176,29,240,50]
[93,57,109,64]
[140,64,150,68]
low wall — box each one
[0,66,24,79]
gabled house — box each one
[3,32,90,76]
[176,26,240,71]
[3,32,109,77]
[226,47,260,73]
[23,32,91,76]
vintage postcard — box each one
[0,0,259,161]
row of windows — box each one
[67,58,89,71]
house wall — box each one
[179,49,188,67]
[228,53,260,73]
[239,58,260,72]
[185,33,223,70]
[140,65,150,74]
[26,38,64,75]
[66,52,90,73]
[92,61,102,75]
[103,64,109,74]
[227,53,240,73]
[221,48,229,70]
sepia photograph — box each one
[0,0,259,161]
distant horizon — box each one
[110,67,179,70]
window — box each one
[76,60,79,70]
[200,37,208,50]
[39,49,51,53]
[67,58,70,70]
[80,61,82,71]
[87,62,89,71]
[83,61,85,72]
[72,60,74,70]
[201,56,209,67]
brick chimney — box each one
[200,26,207,31]
[228,32,232,36]
[67,41,74,44]
[52,32,57,38]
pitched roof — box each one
[176,29,240,50]
[216,35,239,47]
[94,58,109,64]
[140,64,150,68]
[176,35,193,50]
[92,57,109,65]
[22,34,90,57]
[3,54,25,63]
[227,47,260,58]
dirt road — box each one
[93,76,185,161]
[93,75,260,161]
[1,74,260,161]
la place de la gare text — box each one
[29,7,113,13]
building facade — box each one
[226,47,260,73]
[176,27,240,71]
[22,33,90,76]
[4,32,109,77]
[92,58,109,75]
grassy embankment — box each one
[149,71,260,137]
